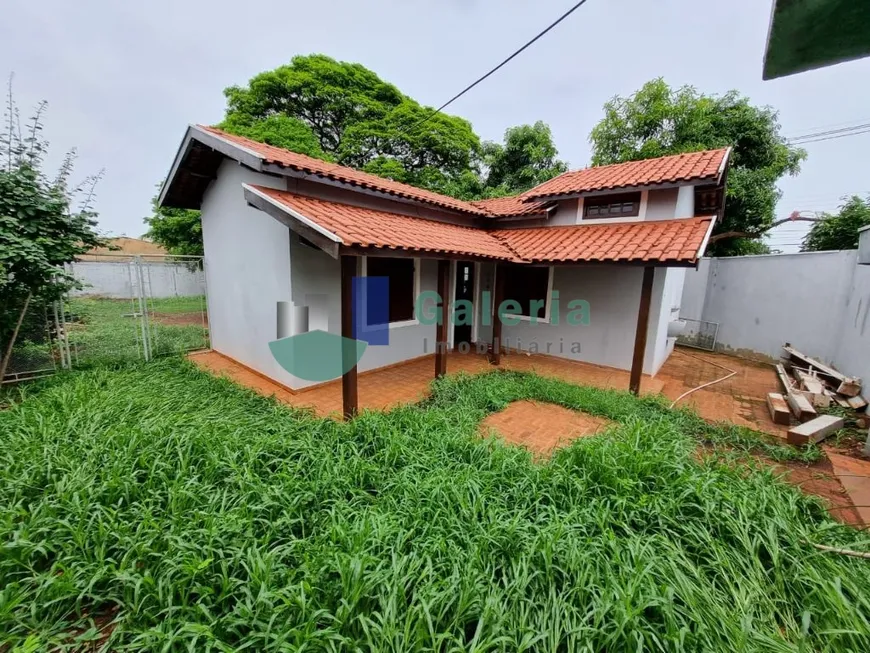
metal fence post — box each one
[134,256,151,362]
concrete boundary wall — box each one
[681,250,870,384]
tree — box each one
[0,84,103,380]
[143,188,203,256]
[802,195,870,251]
[146,56,570,254]
[220,54,481,196]
[483,122,568,195]
[589,79,806,256]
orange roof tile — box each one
[469,195,553,218]
[195,127,727,220]
[248,184,713,265]
[202,126,487,216]
[491,217,713,264]
[523,149,729,200]
[248,186,519,260]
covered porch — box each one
[244,184,716,420]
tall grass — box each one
[1,361,868,650]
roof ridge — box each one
[200,125,496,216]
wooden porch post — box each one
[491,264,505,365]
[629,266,656,395]
[435,259,450,378]
[340,254,358,419]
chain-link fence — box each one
[2,254,209,384]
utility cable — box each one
[406,0,592,132]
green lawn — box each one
[1,360,869,650]
[65,296,208,366]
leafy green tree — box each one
[220,54,480,195]
[143,187,203,256]
[589,79,806,256]
[483,122,567,195]
[218,113,328,159]
[802,195,870,251]
[1,90,103,380]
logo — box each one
[269,276,590,381]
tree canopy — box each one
[147,55,567,253]
[1,91,103,379]
[802,195,870,252]
[589,79,806,256]
[143,188,203,256]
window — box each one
[584,192,641,219]
[695,186,722,215]
[500,265,552,320]
[364,257,417,324]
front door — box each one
[453,261,475,347]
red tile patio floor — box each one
[188,346,784,433]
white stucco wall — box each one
[287,234,440,389]
[481,264,673,375]
[200,160,293,385]
[833,264,870,385]
[681,251,868,383]
[68,260,204,299]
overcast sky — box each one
[3,0,869,252]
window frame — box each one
[582,191,643,220]
[493,265,555,324]
[361,256,421,329]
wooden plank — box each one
[766,393,792,425]
[434,259,450,378]
[629,266,655,396]
[795,369,825,396]
[787,391,817,423]
[847,395,868,410]
[837,379,862,398]
[340,255,358,420]
[782,344,847,384]
[775,364,795,393]
[787,415,845,446]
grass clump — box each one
[1,361,868,650]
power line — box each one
[790,127,870,145]
[788,122,870,142]
[407,0,592,132]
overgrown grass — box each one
[1,361,868,650]
[65,296,208,365]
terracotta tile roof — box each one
[491,217,714,264]
[201,126,487,216]
[248,184,713,265]
[248,186,519,261]
[195,127,727,222]
[469,195,553,218]
[523,149,729,200]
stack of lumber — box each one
[767,344,867,447]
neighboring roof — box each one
[246,186,518,261]
[245,184,713,266]
[523,149,729,201]
[469,195,553,219]
[78,237,169,262]
[763,0,870,80]
[492,217,714,265]
[161,125,729,220]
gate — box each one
[2,254,209,383]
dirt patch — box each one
[480,400,613,456]
[150,312,207,328]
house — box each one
[159,125,729,416]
